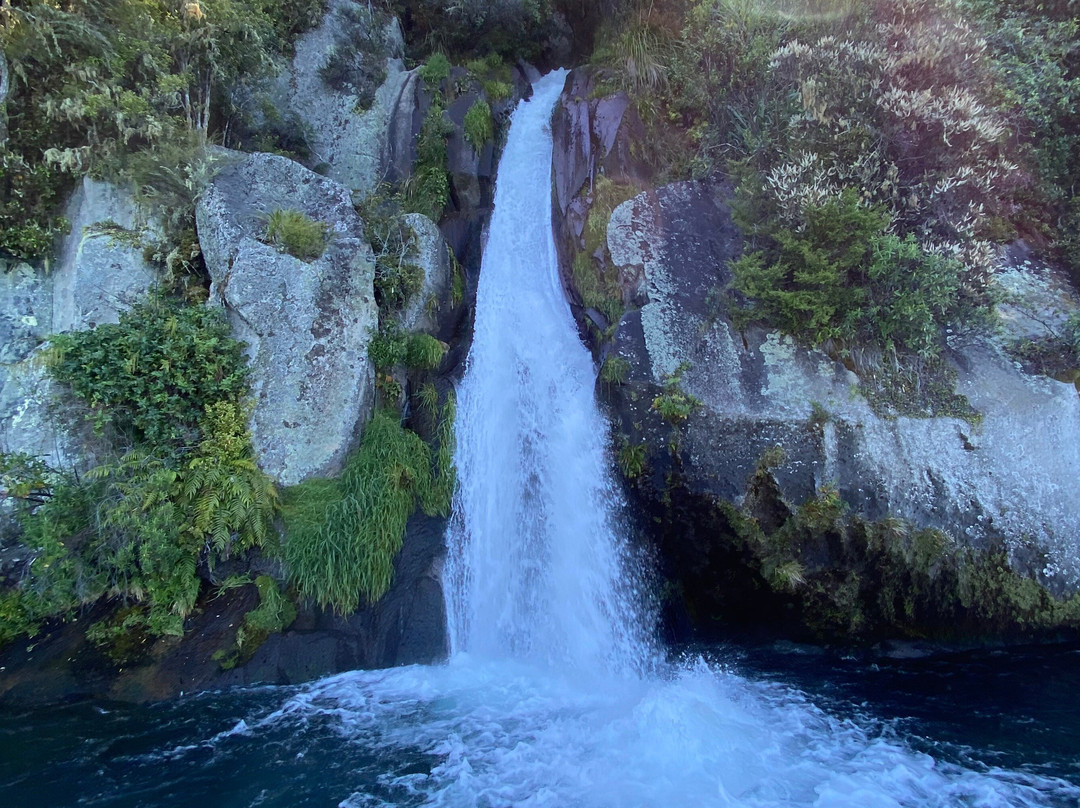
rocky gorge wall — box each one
[550,69,1080,644]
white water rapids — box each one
[211,72,1079,807]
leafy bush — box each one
[263,208,329,261]
[731,190,967,359]
[0,0,322,260]
[369,327,447,370]
[404,333,447,370]
[651,364,702,425]
[48,297,249,447]
[237,575,296,649]
[357,189,426,312]
[617,442,646,479]
[600,355,630,384]
[463,98,494,152]
[281,406,455,612]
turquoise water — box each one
[2,645,1078,807]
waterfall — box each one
[444,69,649,676]
[145,72,1077,808]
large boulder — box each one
[0,180,161,470]
[604,181,1080,594]
[277,0,418,198]
[196,151,378,486]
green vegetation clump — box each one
[651,364,702,425]
[731,190,967,360]
[404,103,453,222]
[368,326,447,371]
[263,209,329,261]
[463,99,494,152]
[48,298,249,446]
[281,405,455,613]
[2,296,276,645]
[0,0,324,260]
[662,453,1080,643]
[419,52,452,88]
[600,355,631,385]
[617,441,647,479]
[357,188,427,312]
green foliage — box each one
[572,175,638,325]
[281,407,455,612]
[617,441,647,479]
[463,98,494,152]
[403,102,453,222]
[369,326,447,371]
[48,297,249,447]
[2,296,276,648]
[394,0,554,62]
[404,334,447,370]
[357,188,425,313]
[731,191,966,360]
[466,53,515,101]
[419,52,452,87]
[651,364,702,425]
[0,0,322,260]
[237,575,296,649]
[600,355,631,385]
[263,208,329,261]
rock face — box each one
[0,179,162,470]
[196,151,378,486]
[603,181,1080,594]
[278,0,417,198]
[399,213,451,334]
[53,178,162,332]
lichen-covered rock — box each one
[0,179,161,471]
[53,177,162,333]
[196,151,378,486]
[604,181,1080,594]
[398,213,450,334]
[279,0,417,198]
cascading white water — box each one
[185,73,1080,808]
[444,69,649,676]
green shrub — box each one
[0,0,321,262]
[731,190,966,359]
[4,298,276,647]
[419,52,452,87]
[48,297,249,447]
[651,364,702,425]
[463,99,494,152]
[404,334,447,369]
[263,208,329,261]
[617,442,647,479]
[357,189,426,312]
[281,408,454,612]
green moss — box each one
[571,175,640,325]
